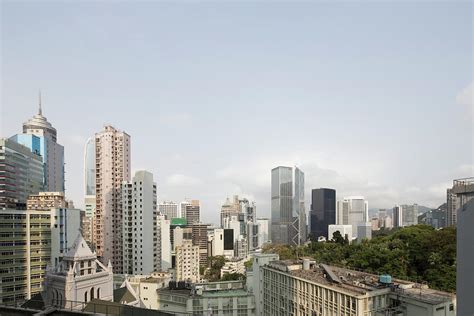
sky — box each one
[1,1,473,225]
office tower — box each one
[357,222,372,242]
[27,192,67,210]
[221,196,241,227]
[223,228,235,258]
[94,125,131,273]
[157,215,171,270]
[84,137,96,220]
[256,218,269,246]
[271,166,306,246]
[336,196,368,239]
[248,222,259,250]
[179,201,191,219]
[50,208,83,267]
[191,223,209,267]
[0,210,51,304]
[0,138,44,210]
[159,201,179,220]
[43,232,113,310]
[457,199,474,315]
[447,177,474,226]
[393,204,418,228]
[122,170,158,275]
[175,240,200,283]
[183,200,200,224]
[10,96,65,192]
[309,188,336,240]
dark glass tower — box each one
[309,188,336,239]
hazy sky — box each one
[1,1,473,225]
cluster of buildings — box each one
[0,97,471,315]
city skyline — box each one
[2,2,473,225]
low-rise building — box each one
[328,224,352,241]
[157,280,255,315]
[220,258,246,278]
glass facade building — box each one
[271,166,306,246]
[309,188,336,240]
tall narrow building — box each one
[271,166,306,246]
[94,125,131,273]
[84,137,96,218]
[10,93,65,192]
[309,188,336,240]
[122,170,158,275]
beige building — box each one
[93,125,131,274]
[252,255,456,316]
[27,192,67,210]
[175,240,200,283]
[0,210,51,304]
[183,200,200,224]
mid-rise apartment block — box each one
[27,192,67,210]
[122,170,158,275]
[94,125,131,273]
[175,240,200,283]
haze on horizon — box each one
[1,1,473,224]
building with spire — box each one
[10,92,65,192]
[43,231,113,310]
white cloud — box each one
[166,174,201,186]
[456,82,474,112]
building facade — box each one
[309,188,336,240]
[0,138,44,210]
[159,201,179,220]
[183,200,200,224]
[271,166,306,246]
[94,125,131,273]
[175,240,200,283]
[190,223,209,267]
[337,197,368,239]
[447,177,474,226]
[122,170,158,275]
[157,215,171,270]
[27,192,67,210]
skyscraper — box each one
[94,125,131,273]
[0,138,44,209]
[393,204,419,227]
[183,200,200,224]
[122,170,158,275]
[336,196,368,239]
[84,137,96,218]
[309,188,336,240]
[10,94,65,192]
[271,166,306,246]
[159,201,179,219]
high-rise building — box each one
[0,210,51,304]
[336,196,368,239]
[220,195,241,227]
[84,137,96,222]
[183,200,200,224]
[43,232,113,310]
[159,201,179,220]
[0,138,44,210]
[256,218,269,246]
[94,125,131,273]
[191,223,209,267]
[309,188,336,240]
[175,240,200,283]
[50,208,83,268]
[393,204,419,228]
[457,199,474,315]
[122,170,158,275]
[447,177,474,226]
[10,96,65,192]
[271,166,306,246]
[157,215,171,270]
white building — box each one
[211,228,224,256]
[256,218,269,246]
[43,232,113,310]
[158,201,179,220]
[220,259,246,278]
[50,208,83,267]
[175,240,200,283]
[157,215,171,270]
[337,196,369,238]
[120,272,171,310]
[328,224,353,241]
[122,170,158,275]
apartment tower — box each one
[94,125,131,273]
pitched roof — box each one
[63,232,96,261]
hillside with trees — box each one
[263,225,456,292]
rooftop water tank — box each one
[379,274,392,284]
